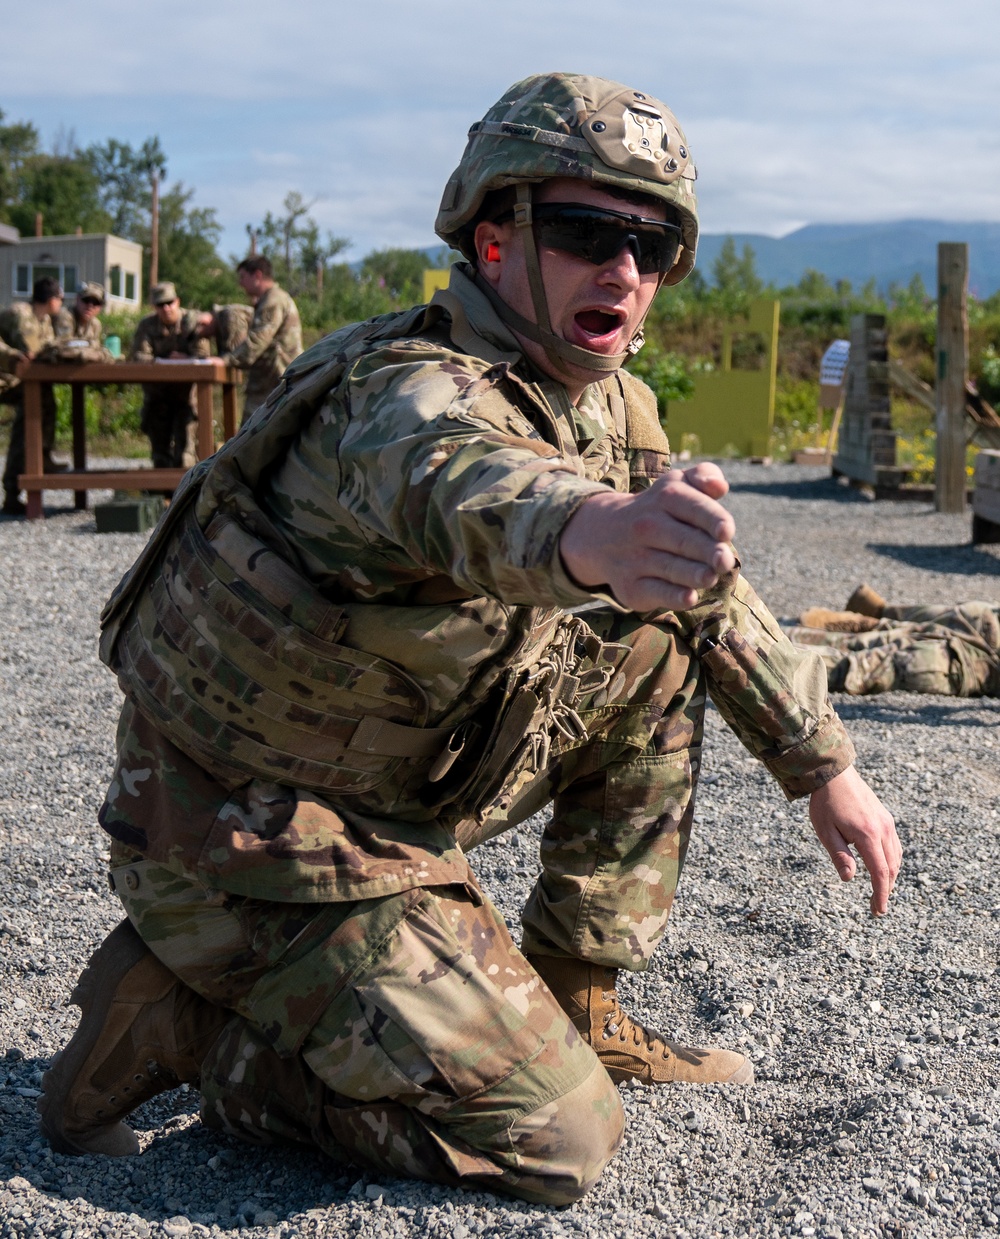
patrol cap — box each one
[151,281,179,306]
[77,282,106,306]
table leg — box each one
[222,381,238,441]
[22,379,44,520]
[72,383,87,510]
[195,382,214,460]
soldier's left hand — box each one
[808,765,901,915]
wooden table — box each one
[19,360,240,520]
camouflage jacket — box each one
[99,263,852,901]
[222,284,302,380]
[0,301,54,359]
[52,306,103,344]
[0,302,55,391]
[211,303,254,356]
[130,309,211,363]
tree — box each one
[7,155,108,236]
[795,268,835,300]
[0,110,40,223]
[83,136,234,304]
[711,237,763,302]
[247,192,349,294]
[83,137,165,238]
[141,183,240,306]
[359,248,430,303]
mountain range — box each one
[693,220,1000,298]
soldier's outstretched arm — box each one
[808,765,901,915]
[559,462,736,612]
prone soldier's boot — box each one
[845,583,886,618]
[527,954,753,1086]
[799,607,880,633]
[38,919,231,1157]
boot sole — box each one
[38,919,148,1156]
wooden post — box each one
[22,379,45,519]
[935,242,969,512]
[149,170,160,289]
[222,377,238,441]
[195,380,215,460]
[71,385,87,510]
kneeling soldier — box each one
[41,74,900,1204]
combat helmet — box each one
[435,72,699,376]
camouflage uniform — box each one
[783,602,1000,696]
[52,305,103,345]
[130,309,211,468]
[97,259,854,1200]
[1,302,57,500]
[210,303,254,356]
[221,285,302,421]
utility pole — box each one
[935,242,969,513]
[149,168,160,288]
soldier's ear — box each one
[473,220,507,285]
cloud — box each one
[2,0,998,258]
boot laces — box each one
[601,989,673,1060]
[101,1059,178,1111]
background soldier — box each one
[1,276,65,516]
[192,303,254,412]
[784,585,1000,696]
[40,74,899,1204]
[220,255,302,421]
[129,281,210,468]
[193,302,254,357]
[53,281,107,345]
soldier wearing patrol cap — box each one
[40,73,901,1203]
[1,275,65,515]
[129,281,211,468]
[53,282,107,347]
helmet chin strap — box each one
[475,183,648,379]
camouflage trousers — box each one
[139,389,198,469]
[243,364,283,425]
[783,602,1000,697]
[103,609,704,1201]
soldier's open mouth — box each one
[574,309,623,338]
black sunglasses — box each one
[496,203,683,275]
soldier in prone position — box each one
[784,583,1000,697]
[40,74,901,1204]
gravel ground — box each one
[1,462,999,1239]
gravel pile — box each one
[1,463,999,1239]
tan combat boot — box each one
[799,607,880,633]
[38,919,231,1157]
[527,954,753,1085]
[845,583,886,618]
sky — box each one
[3,0,1000,262]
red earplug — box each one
[486,242,501,263]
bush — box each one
[625,343,694,412]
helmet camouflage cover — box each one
[436,71,699,286]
